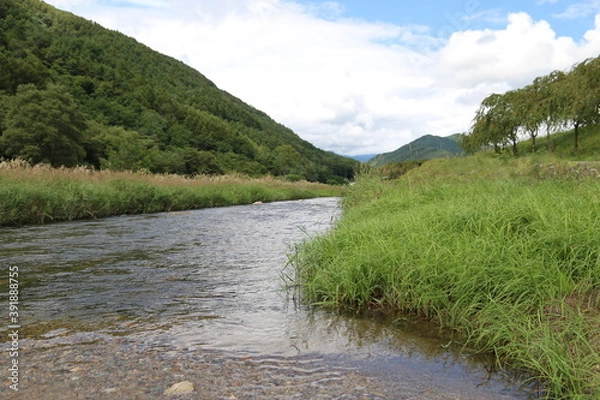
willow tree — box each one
[533,70,567,151]
[500,91,523,155]
[460,117,489,154]
[558,57,600,151]
[469,93,521,155]
[510,85,543,152]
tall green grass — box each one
[0,160,344,226]
[293,156,600,398]
[517,123,600,160]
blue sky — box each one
[307,0,594,39]
[46,0,600,155]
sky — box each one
[44,0,600,156]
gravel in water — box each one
[2,335,523,400]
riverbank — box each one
[0,160,344,227]
[293,154,600,399]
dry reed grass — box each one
[0,159,343,226]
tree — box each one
[273,144,304,176]
[99,127,154,171]
[0,49,49,93]
[468,93,519,155]
[558,57,600,151]
[182,148,223,175]
[0,84,87,166]
[462,117,491,154]
[533,70,567,152]
[512,85,542,152]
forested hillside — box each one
[0,0,356,183]
[367,134,461,167]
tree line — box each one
[460,55,600,155]
[0,0,356,183]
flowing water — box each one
[0,198,530,399]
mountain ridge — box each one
[368,134,462,167]
[0,0,356,183]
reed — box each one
[293,155,600,398]
[0,160,344,226]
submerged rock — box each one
[164,380,194,396]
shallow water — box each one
[0,198,529,398]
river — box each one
[1,198,529,399]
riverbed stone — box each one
[164,380,194,396]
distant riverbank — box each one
[0,159,344,227]
[293,154,600,399]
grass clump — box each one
[0,160,344,226]
[293,155,600,399]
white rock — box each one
[164,380,194,396]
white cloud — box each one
[44,0,93,7]
[44,1,600,155]
[439,12,600,88]
[554,0,600,18]
[120,0,169,8]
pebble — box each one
[164,380,194,396]
[0,338,524,400]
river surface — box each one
[1,198,530,399]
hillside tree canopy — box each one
[0,0,356,183]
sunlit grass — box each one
[293,155,600,398]
[518,123,600,160]
[0,159,344,226]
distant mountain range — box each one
[367,134,463,167]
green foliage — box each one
[284,174,305,182]
[368,134,462,167]
[0,0,357,183]
[517,123,600,160]
[293,157,600,398]
[378,160,423,179]
[465,57,600,155]
[273,144,303,175]
[181,148,223,176]
[0,83,87,166]
[0,161,344,226]
[99,128,155,171]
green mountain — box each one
[368,134,462,167]
[0,0,356,183]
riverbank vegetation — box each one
[293,154,599,399]
[0,159,344,227]
[461,55,600,157]
[293,53,600,397]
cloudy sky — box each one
[45,0,600,156]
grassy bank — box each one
[0,160,344,227]
[293,155,600,399]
